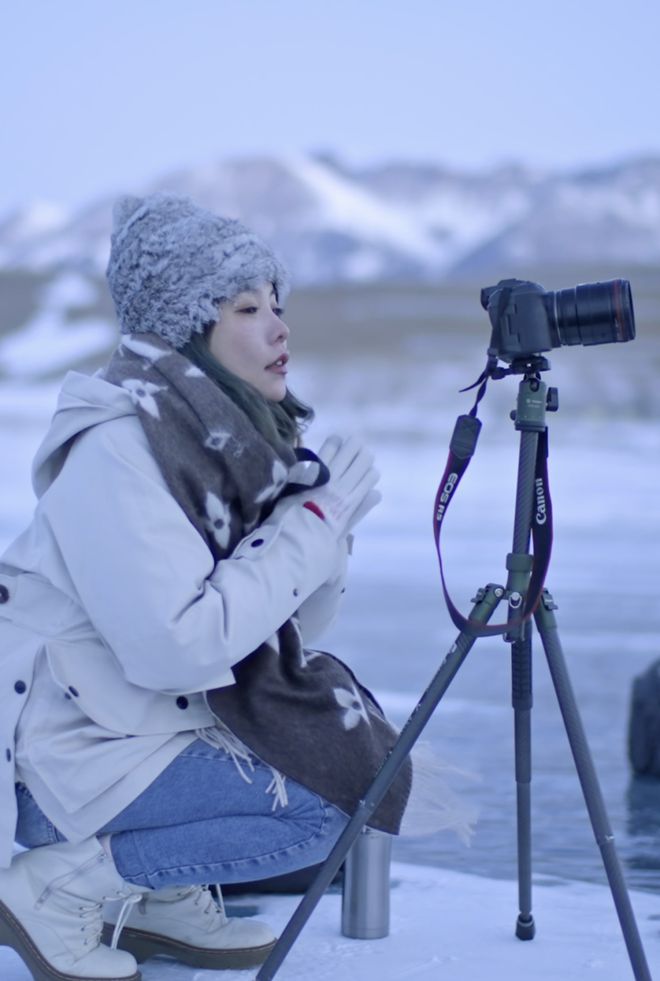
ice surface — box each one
[1,359,659,979]
[1,862,658,979]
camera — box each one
[480,278,635,364]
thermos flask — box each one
[341,827,392,939]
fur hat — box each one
[106,193,290,348]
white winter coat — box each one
[0,371,346,868]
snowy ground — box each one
[1,861,659,979]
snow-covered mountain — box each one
[2,153,660,284]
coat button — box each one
[251,538,264,548]
[5,749,11,762]
[14,681,26,694]
[68,686,79,697]
[0,585,9,604]
[176,696,189,710]
[293,588,299,597]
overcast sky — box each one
[2,0,659,217]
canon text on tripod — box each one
[534,477,547,525]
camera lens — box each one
[552,279,635,348]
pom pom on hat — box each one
[106,193,290,349]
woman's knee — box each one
[279,782,348,848]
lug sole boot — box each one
[0,838,143,981]
[103,883,276,969]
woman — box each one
[0,194,411,981]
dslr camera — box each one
[480,278,635,364]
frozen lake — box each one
[303,336,660,898]
[327,424,660,895]
[1,335,660,903]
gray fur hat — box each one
[106,193,290,348]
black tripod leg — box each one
[506,416,540,940]
[511,628,535,940]
[535,590,652,981]
[255,583,504,981]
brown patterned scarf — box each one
[103,333,410,833]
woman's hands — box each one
[264,435,381,540]
[305,435,381,539]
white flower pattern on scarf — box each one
[202,491,232,549]
[300,648,326,669]
[120,336,170,362]
[121,379,166,418]
[204,430,232,452]
[333,679,371,731]
[255,459,289,504]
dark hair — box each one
[181,331,314,453]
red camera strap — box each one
[433,413,552,637]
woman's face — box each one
[208,283,290,401]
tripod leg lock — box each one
[471,584,505,605]
[540,589,558,612]
[506,552,534,574]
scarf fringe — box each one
[196,727,471,833]
[196,724,289,810]
[399,741,478,843]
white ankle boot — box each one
[103,883,277,969]
[0,837,144,981]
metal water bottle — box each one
[341,827,392,939]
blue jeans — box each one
[15,739,349,889]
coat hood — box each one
[32,371,136,498]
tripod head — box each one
[489,351,551,379]
[506,357,559,435]
[464,350,559,435]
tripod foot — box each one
[515,914,535,941]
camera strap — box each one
[433,401,553,638]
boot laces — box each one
[109,893,143,949]
[76,899,105,949]
[74,891,142,953]
[193,884,226,921]
[143,884,226,921]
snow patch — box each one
[0,312,113,377]
[0,863,649,981]
[285,154,447,263]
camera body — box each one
[480,278,635,364]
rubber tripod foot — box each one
[515,914,536,940]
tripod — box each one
[256,359,652,981]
